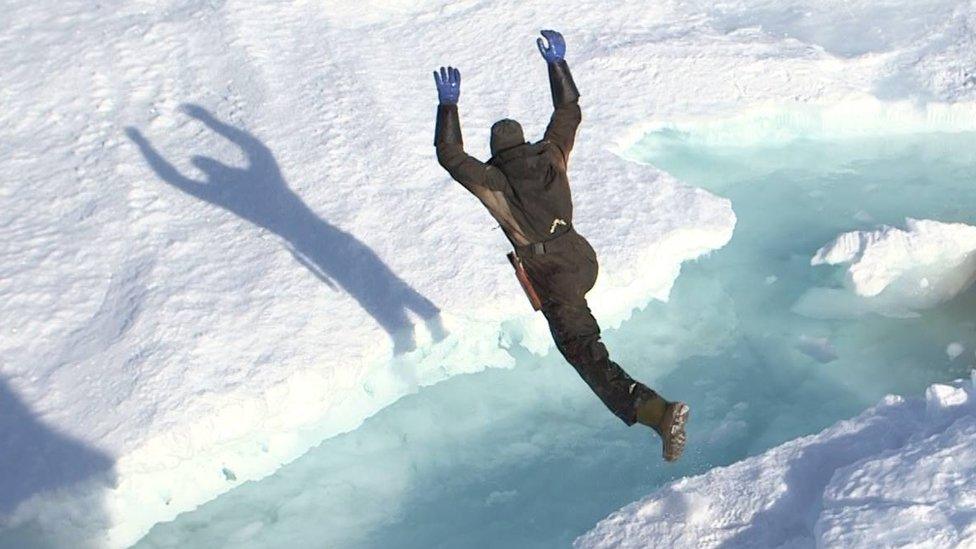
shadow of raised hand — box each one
[125,105,447,354]
[125,105,298,237]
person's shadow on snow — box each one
[0,376,114,548]
[126,105,446,354]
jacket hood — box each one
[490,140,550,183]
[490,119,525,156]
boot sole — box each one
[662,402,690,462]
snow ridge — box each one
[576,379,976,548]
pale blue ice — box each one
[133,124,976,548]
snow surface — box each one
[576,377,976,549]
[2,0,737,546]
[2,0,976,546]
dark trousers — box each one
[522,232,657,425]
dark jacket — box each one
[435,61,582,247]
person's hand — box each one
[536,30,566,64]
[433,66,461,105]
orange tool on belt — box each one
[507,252,543,311]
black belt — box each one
[514,226,576,257]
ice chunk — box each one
[707,402,749,444]
[485,490,518,507]
[946,342,965,360]
[796,219,976,318]
[925,383,969,416]
[795,335,838,363]
[811,230,868,267]
[813,219,976,298]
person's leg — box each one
[528,237,687,460]
[542,298,687,461]
[541,298,663,425]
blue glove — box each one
[433,66,461,105]
[536,30,566,64]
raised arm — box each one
[537,30,581,162]
[433,66,506,192]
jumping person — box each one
[432,30,689,462]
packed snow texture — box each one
[795,219,976,318]
[2,0,976,546]
[576,377,976,548]
[2,0,736,546]
[135,125,976,547]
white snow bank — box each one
[576,377,976,548]
[0,1,737,546]
[794,219,976,318]
[2,0,974,545]
[617,98,976,156]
